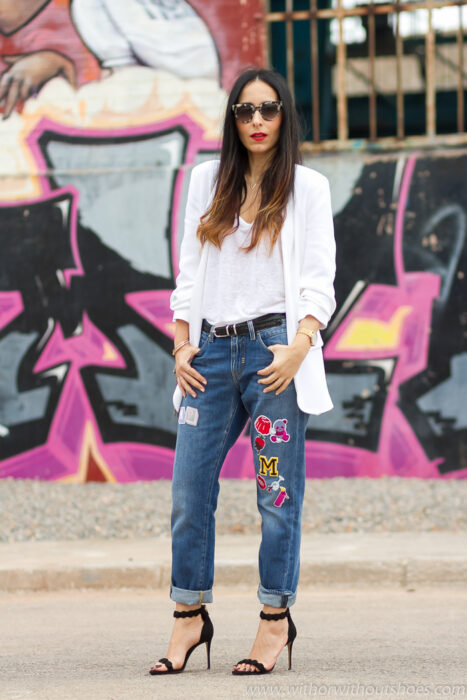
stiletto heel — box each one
[232,608,297,675]
[149,604,214,675]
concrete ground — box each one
[1,587,466,700]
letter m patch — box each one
[258,455,279,477]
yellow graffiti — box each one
[102,341,118,361]
[336,306,412,351]
[259,455,279,477]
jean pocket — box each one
[256,326,288,353]
[194,329,210,358]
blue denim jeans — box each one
[170,315,308,608]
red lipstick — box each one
[251,133,267,142]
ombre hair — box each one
[197,67,301,254]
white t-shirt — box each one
[201,217,286,326]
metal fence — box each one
[265,0,467,150]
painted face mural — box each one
[0,2,466,480]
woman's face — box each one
[234,80,283,158]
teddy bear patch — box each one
[270,419,290,443]
[254,415,290,445]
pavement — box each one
[1,531,466,592]
[1,587,466,699]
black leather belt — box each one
[202,313,285,338]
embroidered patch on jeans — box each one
[267,475,284,492]
[178,406,186,424]
[270,418,290,443]
[273,486,289,507]
[185,406,199,426]
[254,415,272,436]
[254,436,266,454]
[258,455,279,477]
[256,474,267,490]
[254,415,291,444]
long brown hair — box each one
[197,68,301,254]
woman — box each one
[150,67,336,676]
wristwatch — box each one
[296,328,318,346]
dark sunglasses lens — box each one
[235,105,254,122]
[261,103,280,120]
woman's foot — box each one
[232,605,289,673]
[150,603,205,673]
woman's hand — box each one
[175,344,207,398]
[257,338,310,395]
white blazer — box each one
[170,159,337,415]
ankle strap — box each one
[173,604,207,619]
[260,609,289,621]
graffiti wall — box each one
[304,150,467,480]
[0,2,465,480]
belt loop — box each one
[208,324,215,342]
[247,319,255,341]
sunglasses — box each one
[232,100,283,123]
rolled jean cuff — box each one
[257,583,296,608]
[170,584,213,605]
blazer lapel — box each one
[281,198,299,345]
[280,198,295,262]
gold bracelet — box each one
[296,328,318,346]
[172,339,189,356]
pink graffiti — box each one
[0,291,23,331]
[1,137,465,480]
[0,115,220,482]
[125,290,174,339]
[318,155,466,479]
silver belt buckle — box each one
[214,323,237,338]
[214,324,230,337]
[213,322,238,337]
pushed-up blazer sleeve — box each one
[297,173,337,329]
[170,164,209,322]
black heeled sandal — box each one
[232,608,297,675]
[149,604,214,675]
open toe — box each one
[232,608,297,675]
[149,605,213,676]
